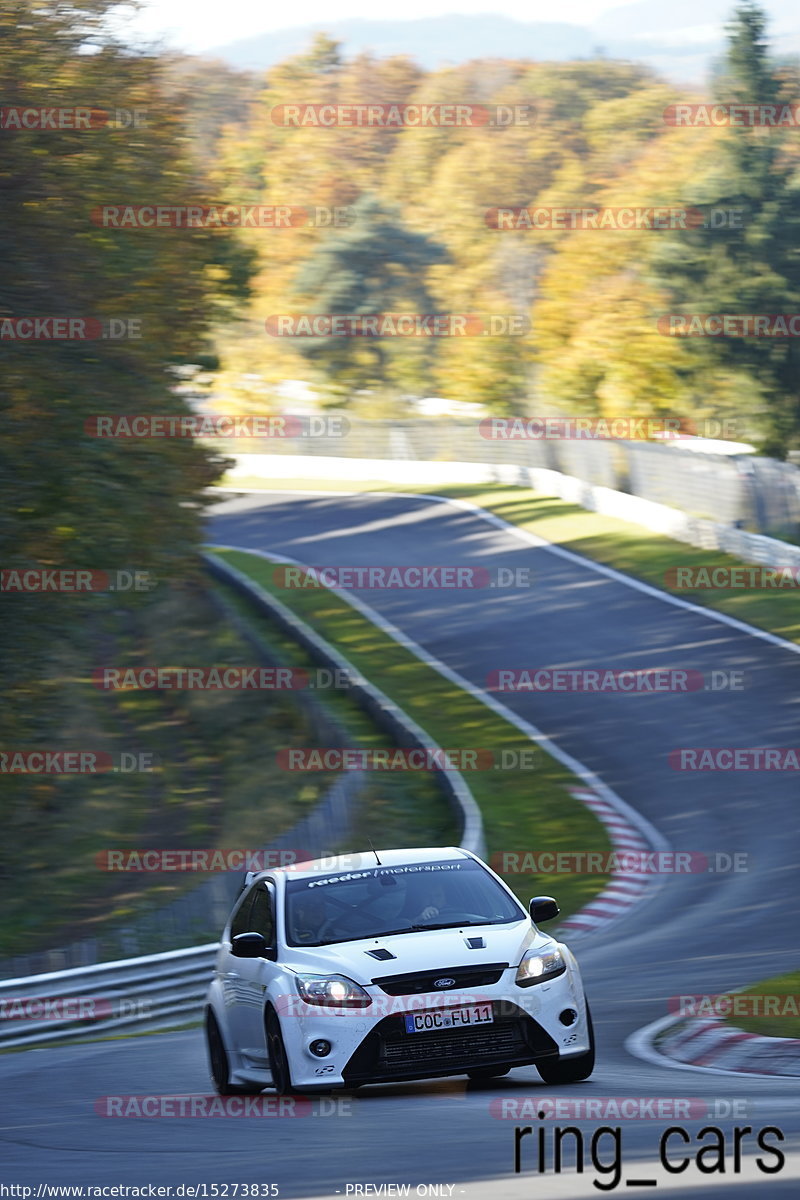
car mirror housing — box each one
[231,931,272,958]
[529,896,560,923]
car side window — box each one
[229,886,256,940]
[248,884,276,947]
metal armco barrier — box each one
[221,417,800,539]
[0,584,367,981]
[204,552,485,861]
[0,556,485,1049]
[0,944,217,1049]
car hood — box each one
[282,920,552,984]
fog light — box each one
[559,1008,578,1026]
[310,1039,332,1057]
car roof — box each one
[252,846,471,885]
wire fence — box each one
[225,418,800,539]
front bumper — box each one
[278,960,589,1089]
[341,1000,558,1085]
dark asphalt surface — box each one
[2,489,799,1197]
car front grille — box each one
[342,1002,558,1084]
[372,963,507,995]
[381,1021,525,1068]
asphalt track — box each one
[2,489,799,1198]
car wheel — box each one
[265,1008,298,1096]
[467,1066,512,1080]
[536,998,595,1084]
[205,1010,261,1095]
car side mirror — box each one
[231,932,273,959]
[529,896,559,923]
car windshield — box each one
[284,858,525,946]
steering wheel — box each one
[318,909,376,941]
[419,909,487,923]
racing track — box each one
[2,489,799,1198]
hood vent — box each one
[465,936,485,949]
[365,948,397,961]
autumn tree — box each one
[290,194,448,394]
[0,0,253,741]
[651,2,800,455]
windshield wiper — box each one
[304,926,420,946]
[408,920,489,931]
[298,920,492,947]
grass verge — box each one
[213,578,456,853]
[721,971,800,1039]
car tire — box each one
[467,1066,512,1080]
[535,997,595,1084]
[265,1008,298,1096]
[205,1010,262,1095]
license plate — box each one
[403,1004,494,1034]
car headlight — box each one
[294,973,372,1008]
[515,947,566,987]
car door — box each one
[219,883,258,1044]
[227,879,278,1069]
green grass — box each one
[222,476,800,644]
[721,971,800,1039]
[212,548,614,925]
[213,577,458,852]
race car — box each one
[204,846,595,1094]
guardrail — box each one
[205,550,485,861]
[0,944,217,1050]
[1,578,367,981]
[0,555,485,1049]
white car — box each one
[204,847,595,1094]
